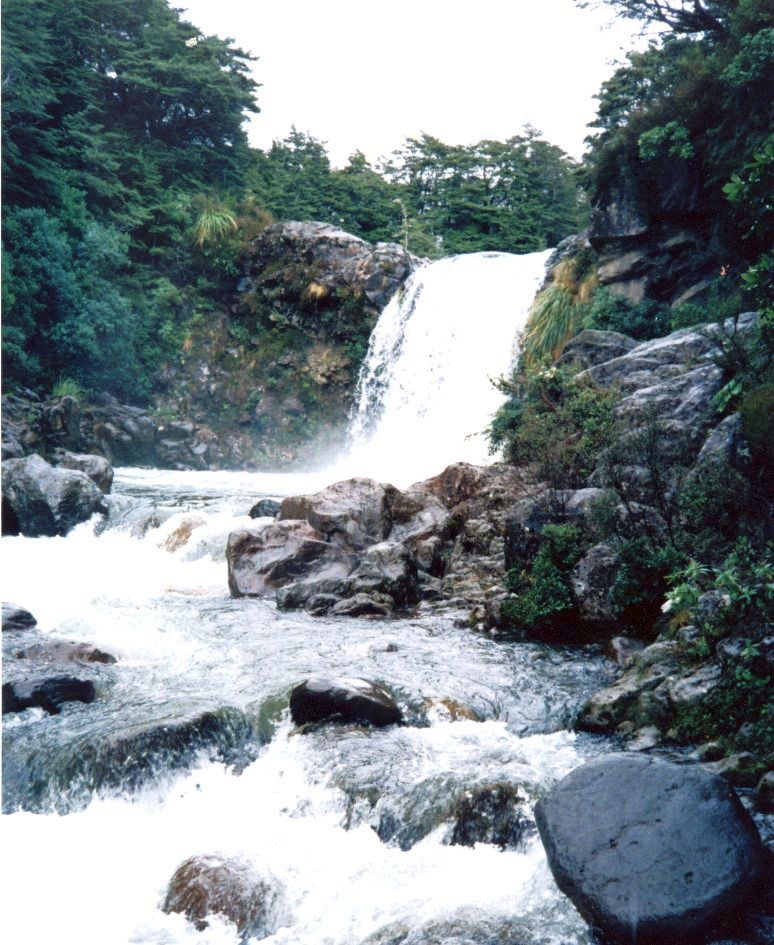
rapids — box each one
[1,467,616,945]
[2,250,620,944]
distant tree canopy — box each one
[581,0,773,272]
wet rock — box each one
[161,516,206,553]
[535,754,765,944]
[279,478,396,550]
[757,772,774,814]
[412,462,491,509]
[2,454,108,536]
[705,753,760,788]
[330,593,393,617]
[49,449,114,493]
[2,603,37,632]
[447,783,535,850]
[669,662,724,710]
[289,677,402,727]
[421,698,480,722]
[14,640,116,665]
[346,541,419,607]
[625,725,661,752]
[248,498,281,519]
[163,855,283,940]
[227,521,355,597]
[3,676,96,714]
[606,636,644,668]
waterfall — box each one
[343,249,552,485]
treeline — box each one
[1,0,585,402]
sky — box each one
[179,0,644,167]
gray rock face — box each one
[535,755,764,944]
[2,454,108,536]
[227,521,354,597]
[2,603,37,632]
[570,542,620,625]
[557,329,637,371]
[289,677,402,727]
[49,449,114,493]
[163,855,284,939]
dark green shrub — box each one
[581,288,672,340]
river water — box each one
[2,467,616,945]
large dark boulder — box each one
[534,754,765,944]
[2,454,108,536]
[248,498,281,519]
[447,783,534,851]
[163,855,283,940]
[2,603,37,632]
[3,675,96,714]
[227,521,355,597]
[289,677,402,727]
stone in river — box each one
[2,675,97,714]
[289,676,402,727]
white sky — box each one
[178,0,643,167]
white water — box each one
[0,250,619,945]
[341,250,551,485]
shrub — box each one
[581,288,672,340]
[52,376,84,399]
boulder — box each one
[289,677,402,727]
[2,454,108,536]
[161,516,206,553]
[49,449,114,493]
[345,541,418,606]
[2,603,37,632]
[163,855,283,939]
[2,676,97,714]
[570,542,619,625]
[330,593,393,617]
[13,641,116,665]
[248,498,281,519]
[279,478,395,550]
[606,636,645,668]
[557,329,637,371]
[227,521,355,597]
[756,771,774,814]
[447,784,534,850]
[535,754,764,944]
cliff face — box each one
[588,177,721,307]
[153,223,418,468]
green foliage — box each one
[740,374,774,472]
[52,376,84,399]
[503,525,584,631]
[581,288,673,340]
[489,364,617,491]
[609,537,684,631]
[521,285,583,364]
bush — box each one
[51,376,84,399]
[581,288,672,340]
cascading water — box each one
[0,250,620,945]
[343,250,552,485]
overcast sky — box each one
[179,0,643,167]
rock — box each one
[557,329,637,370]
[330,593,393,617]
[570,542,619,625]
[412,462,491,508]
[161,516,206,553]
[756,771,774,814]
[346,541,418,607]
[289,677,402,727]
[49,449,114,493]
[669,662,724,710]
[421,698,480,722]
[2,603,37,632]
[625,725,661,752]
[606,636,645,668]
[227,521,355,597]
[447,784,534,850]
[13,641,116,665]
[697,413,746,468]
[705,752,760,788]
[2,676,96,714]
[249,498,281,519]
[279,478,395,550]
[163,855,283,939]
[2,454,108,537]
[535,754,765,944]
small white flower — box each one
[185,37,199,47]
[661,599,673,614]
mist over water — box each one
[0,250,619,945]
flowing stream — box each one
[1,251,620,945]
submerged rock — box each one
[163,855,283,940]
[2,675,96,714]
[13,640,116,665]
[2,453,108,536]
[2,603,37,632]
[535,754,764,944]
[447,783,535,850]
[289,677,402,727]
